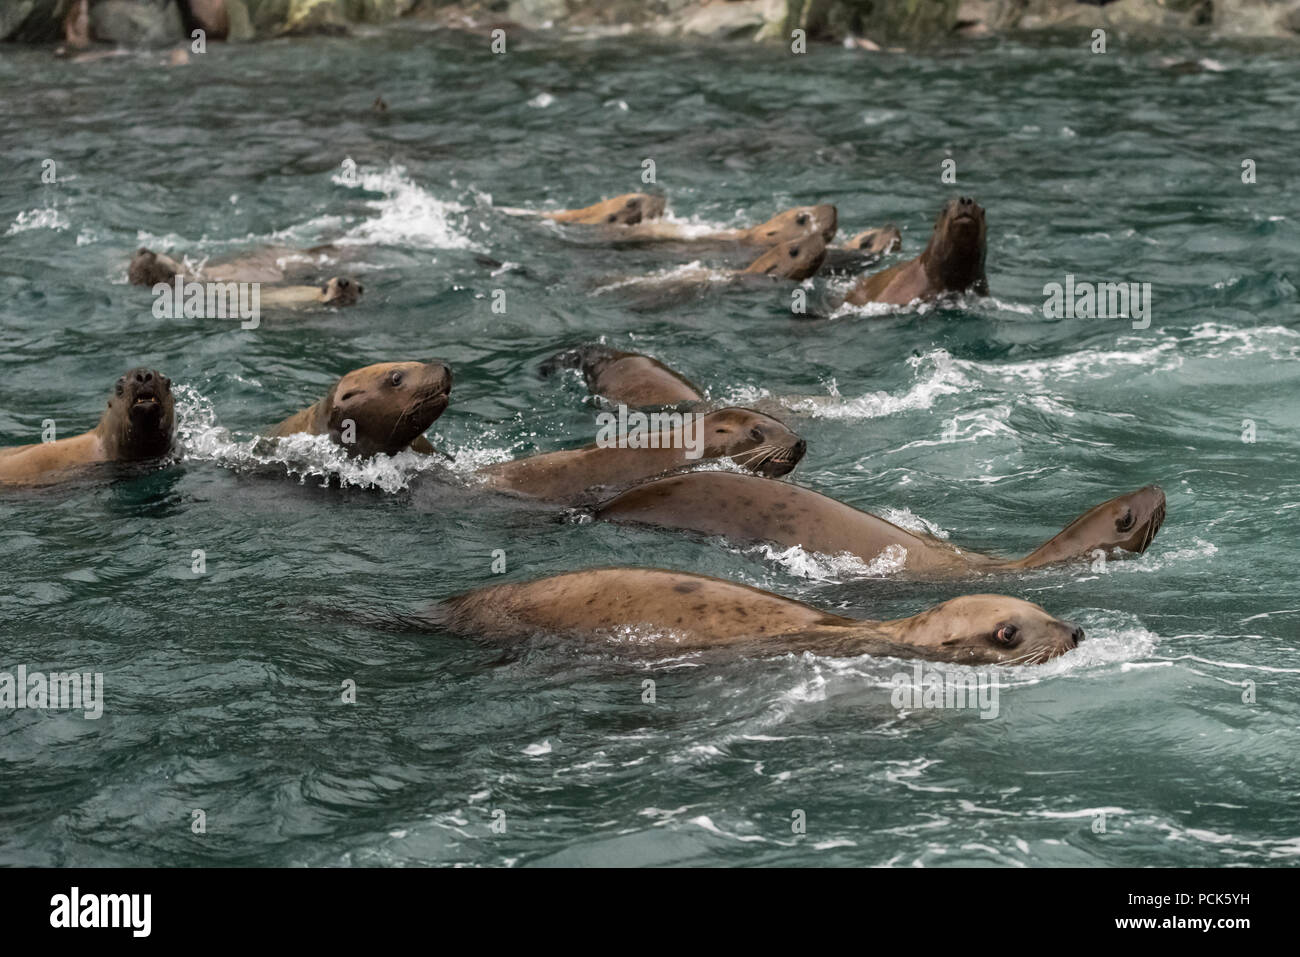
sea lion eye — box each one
[1117,509,1134,531]
[796,214,808,226]
[115,379,125,396]
[321,283,328,293]
[789,246,799,257]
[389,370,404,387]
[749,427,764,442]
[993,624,1019,646]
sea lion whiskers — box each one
[385,384,447,449]
[728,442,781,468]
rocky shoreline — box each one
[4,0,1299,49]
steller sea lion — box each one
[843,197,987,307]
[436,567,1086,665]
[843,224,902,255]
[599,235,828,304]
[593,471,1166,576]
[535,193,667,226]
[128,248,362,307]
[0,368,176,486]
[613,204,839,249]
[477,407,806,505]
[129,248,184,287]
[265,361,452,458]
[822,224,903,277]
[129,245,348,286]
[259,277,363,307]
[540,344,704,407]
[738,235,828,282]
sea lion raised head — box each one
[321,276,363,305]
[746,204,838,246]
[923,196,987,293]
[700,407,806,477]
[0,366,178,485]
[741,235,827,281]
[843,225,902,255]
[880,594,1085,665]
[104,367,177,460]
[322,361,452,457]
[129,248,183,287]
[1016,485,1166,568]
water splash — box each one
[174,384,448,493]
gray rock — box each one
[89,0,186,44]
[678,0,785,39]
[224,0,256,38]
[1,0,66,42]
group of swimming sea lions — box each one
[3,191,1166,667]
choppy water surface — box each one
[1,28,1298,867]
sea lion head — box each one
[580,193,657,226]
[748,204,838,246]
[890,594,1086,665]
[603,193,660,226]
[923,197,987,291]
[1021,485,1167,567]
[104,367,176,460]
[128,247,182,287]
[700,407,806,477]
[843,225,902,255]
[640,193,666,220]
[325,360,453,457]
[321,276,364,306]
[742,235,827,281]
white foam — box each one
[173,384,449,493]
[592,261,727,294]
[748,542,908,581]
[331,160,482,251]
[6,208,68,235]
[877,507,950,539]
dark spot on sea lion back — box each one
[674,583,699,594]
